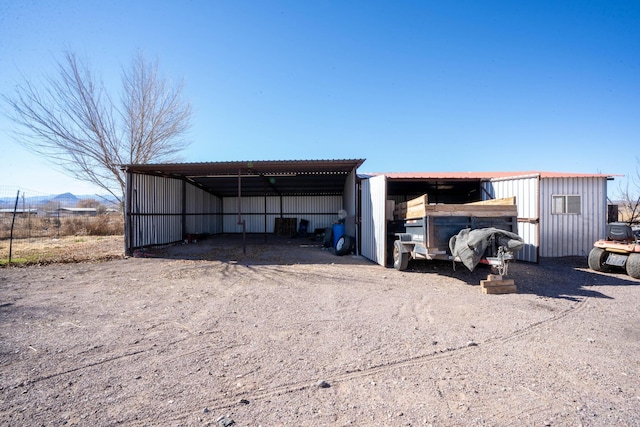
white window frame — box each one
[552,195,581,215]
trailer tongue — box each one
[449,227,524,275]
[391,198,523,274]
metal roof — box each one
[122,159,365,197]
[359,171,617,204]
[363,171,617,180]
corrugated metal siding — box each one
[223,195,342,233]
[514,222,538,262]
[127,174,223,252]
[484,176,539,262]
[185,184,222,235]
[540,177,607,257]
[361,175,387,266]
[129,174,183,248]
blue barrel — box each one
[332,223,345,247]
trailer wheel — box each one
[323,227,333,248]
[626,253,640,279]
[588,247,610,272]
[393,240,409,271]
[335,235,353,256]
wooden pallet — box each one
[274,217,297,237]
[480,274,517,294]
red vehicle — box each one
[588,222,640,279]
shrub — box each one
[60,214,124,236]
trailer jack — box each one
[484,246,513,276]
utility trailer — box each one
[391,201,523,275]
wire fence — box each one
[0,186,124,265]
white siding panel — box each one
[127,174,223,252]
[185,184,222,234]
[516,222,538,262]
[223,197,245,232]
[223,195,342,233]
[540,177,607,257]
[361,175,387,266]
[129,174,183,248]
[485,176,539,262]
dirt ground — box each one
[1,235,639,426]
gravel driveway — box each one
[1,236,639,426]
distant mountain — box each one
[0,194,51,207]
[51,192,79,204]
[0,192,119,209]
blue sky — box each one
[0,1,638,196]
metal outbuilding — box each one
[360,171,615,266]
[483,172,614,260]
[123,160,614,266]
[122,159,364,255]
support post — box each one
[181,180,187,242]
[237,169,246,254]
[8,190,19,265]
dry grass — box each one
[0,235,124,266]
[0,214,124,266]
[0,214,124,239]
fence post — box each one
[8,190,20,265]
[57,202,60,238]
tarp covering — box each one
[449,227,524,271]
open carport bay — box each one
[1,241,639,426]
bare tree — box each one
[2,51,192,203]
[77,198,101,209]
[617,157,640,226]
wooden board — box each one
[481,284,517,294]
[394,196,517,220]
[421,204,517,218]
[481,274,517,294]
[466,197,516,206]
[405,205,428,219]
[394,194,428,219]
[481,278,515,287]
[407,194,428,207]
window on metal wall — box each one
[551,195,581,214]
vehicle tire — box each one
[625,253,640,279]
[393,239,409,271]
[335,235,353,256]
[323,227,333,248]
[587,247,609,272]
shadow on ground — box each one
[403,255,640,301]
[135,233,369,266]
[135,233,640,301]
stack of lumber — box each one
[480,274,517,294]
[393,195,517,220]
